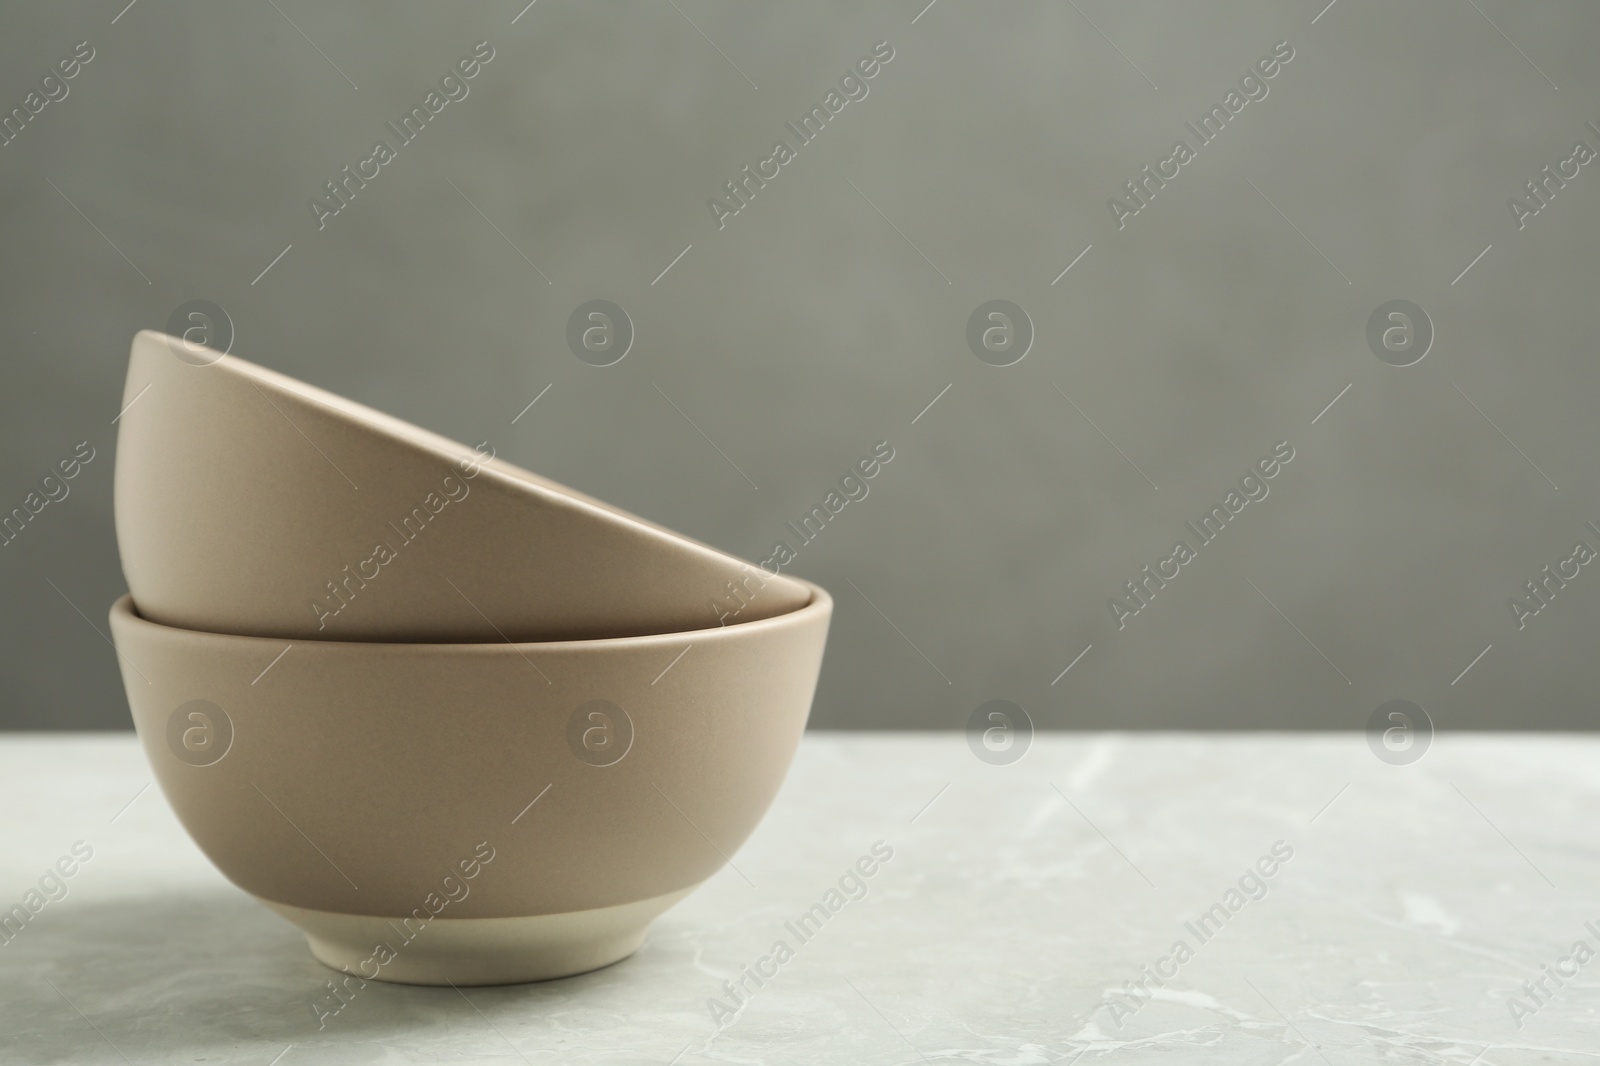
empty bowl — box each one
[107,584,830,985]
[115,329,810,641]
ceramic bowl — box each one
[108,585,830,985]
[114,329,809,641]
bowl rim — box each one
[109,583,830,653]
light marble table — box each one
[1,733,1595,1065]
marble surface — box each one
[1,732,1596,1065]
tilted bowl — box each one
[115,330,809,641]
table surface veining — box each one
[0,732,1594,1065]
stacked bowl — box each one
[108,330,831,985]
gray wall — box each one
[4,1,1598,731]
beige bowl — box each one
[115,330,808,641]
[107,587,830,985]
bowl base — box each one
[257,888,694,986]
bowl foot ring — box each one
[257,887,694,986]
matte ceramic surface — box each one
[114,330,810,641]
[107,588,830,982]
[261,888,693,986]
